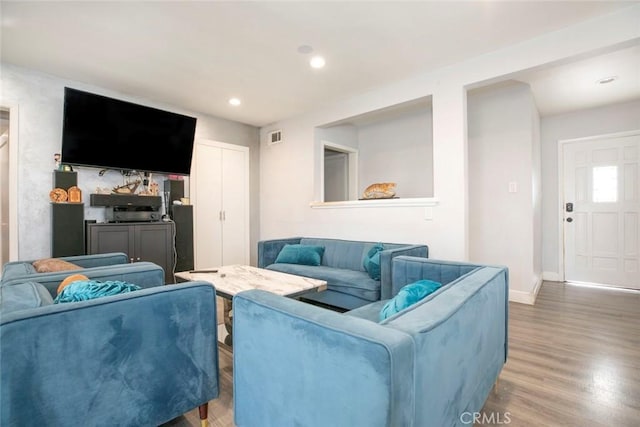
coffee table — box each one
[175,265,327,346]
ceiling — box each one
[1,1,638,127]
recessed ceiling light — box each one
[596,76,618,84]
[310,55,326,69]
[229,97,241,106]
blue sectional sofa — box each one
[258,237,429,310]
[233,256,509,427]
[0,262,219,426]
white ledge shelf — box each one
[309,198,439,209]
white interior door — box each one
[563,133,640,289]
[192,140,249,269]
[193,143,223,268]
[221,147,249,265]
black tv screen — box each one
[61,87,197,175]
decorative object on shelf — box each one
[95,187,112,195]
[53,153,61,171]
[149,181,159,196]
[362,182,397,199]
[138,180,160,196]
[68,186,82,203]
[49,187,68,203]
[112,180,140,194]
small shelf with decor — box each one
[50,170,85,257]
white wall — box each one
[357,107,433,198]
[317,124,359,149]
[467,82,542,302]
[532,101,542,291]
[540,99,640,280]
[259,5,639,298]
[0,63,261,263]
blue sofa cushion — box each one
[0,282,54,314]
[275,244,325,266]
[344,300,389,322]
[1,262,37,282]
[54,280,142,303]
[363,243,384,280]
[379,279,442,321]
[266,264,381,301]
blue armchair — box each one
[1,267,219,426]
[233,256,508,427]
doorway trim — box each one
[557,129,640,283]
[320,140,358,203]
[1,102,19,261]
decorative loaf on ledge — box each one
[362,182,396,199]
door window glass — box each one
[592,166,617,203]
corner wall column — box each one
[431,81,469,260]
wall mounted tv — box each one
[61,87,197,175]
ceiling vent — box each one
[267,130,282,145]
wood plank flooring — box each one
[163,282,640,427]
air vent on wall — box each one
[267,130,282,145]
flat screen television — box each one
[61,87,197,175]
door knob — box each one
[566,217,573,223]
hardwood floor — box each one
[164,282,640,426]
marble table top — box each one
[175,264,327,300]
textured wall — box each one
[1,63,259,262]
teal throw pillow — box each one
[274,244,325,266]
[54,280,142,304]
[379,279,442,321]
[363,243,384,280]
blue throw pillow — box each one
[274,244,325,266]
[363,243,384,280]
[379,279,442,321]
[54,280,142,303]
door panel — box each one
[135,224,172,276]
[563,134,640,289]
[193,143,223,268]
[88,225,133,259]
[221,148,248,265]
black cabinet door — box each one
[134,223,174,282]
[87,224,134,260]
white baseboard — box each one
[509,289,535,305]
[542,271,561,282]
[509,277,542,305]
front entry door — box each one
[563,132,640,289]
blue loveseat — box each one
[0,261,219,426]
[258,237,429,310]
[233,256,509,427]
